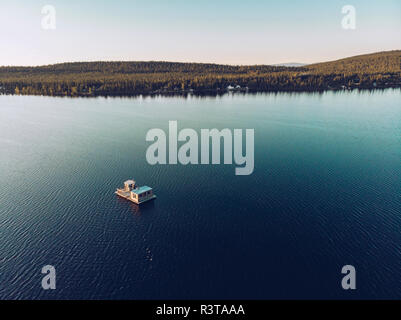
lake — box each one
[0,90,400,299]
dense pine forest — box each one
[0,51,400,97]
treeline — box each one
[0,51,400,97]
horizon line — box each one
[1,49,400,68]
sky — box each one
[0,0,400,66]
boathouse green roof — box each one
[131,186,152,195]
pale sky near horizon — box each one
[0,0,400,66]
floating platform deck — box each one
[115,180,156,205]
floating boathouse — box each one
[115,180,156,204]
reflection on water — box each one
[128,200,156,216]
[47,87,394,100]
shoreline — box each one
[1,85,400,99]
[0,51,399,98]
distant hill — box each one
[0,50,400,96]
[307,50,401,74]
[273,63,307,67]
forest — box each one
[0,50,400,97]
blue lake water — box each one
[0,90,400,299]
